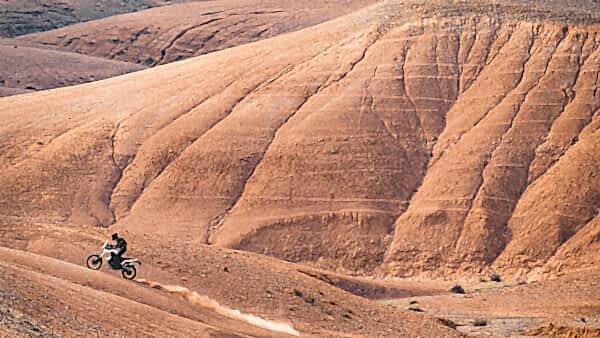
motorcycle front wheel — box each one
[86,255,102,270]
[121,265,137,280]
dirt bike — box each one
[86,240,141,280]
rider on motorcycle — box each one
[109,233,127,267]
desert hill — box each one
[0,0,599,282]
[0,0,190,38]
[0,38,145,95]
[2,1,600,336]
[18,0,377,66]
[0,0,375,97]
[0,86,32,97]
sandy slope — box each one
[0,39,144,94]
[3,224,598,337]
[0,0,375,96]
[0,247,288,337]
[18,0,377,66]
[0,86,32,97]
[0,0,193,37]
[0,224,463,337]
[2,1,599,336]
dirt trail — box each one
[135,278,300,336]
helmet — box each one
[111,233,119,240]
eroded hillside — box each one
[18,0,377,66]
[0,0,187,37]
[0,0,599,279]
[0,0,375,96]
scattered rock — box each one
[450,285,465,294]
[524,323,600,337]
[490,273,501,282]
[407,306,424,312]
[472,319,487,327]
[436,318,458,329]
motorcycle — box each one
[86,240,141,280]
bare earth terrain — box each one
[0,0,375,96]
[0,224,461,337]
[0,0,191,38]
[0,38,145,95]
[17,0,377,66]
[388,268,600,336]
[1,0,599,337]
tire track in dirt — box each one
[135,279,300,336]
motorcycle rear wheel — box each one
[86,255,102,270]
[121,265,137,280]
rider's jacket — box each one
[114,237,127,255]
